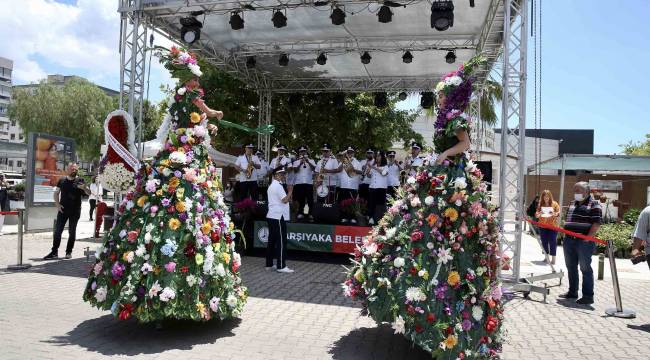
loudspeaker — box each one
[313,202,340,224]
[476,161,493,191]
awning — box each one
[529,154,650,173]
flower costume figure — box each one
[343,56,503,358]
[83,46,247,322]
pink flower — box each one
[127,230,139,243]
[150,205,159,214]
[193,125,207,138]
[165,262,176,272]
[470,201,487,218]
[183,168,197,182]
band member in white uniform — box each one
[404,142,425,177]
[234,143,261,201]
[287,148,298,188]
[337,146,362,224]
[386,150,402,198]
[366,150,388,225]
[256,149,270,201]
[291,145,316,221]
[314,143,340,203]
[269,144,293,191]
[358,148,374,206]
[266,167,294,273]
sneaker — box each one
[576,297,594,305]
[43,252,58,260]
[350,219,357,225]
[559,292,578,299]
[65,253,72,259]
[276,267,294,273]
[297,214,304,220]
[265,265,277,271]
[341,218,348,224]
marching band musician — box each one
[386,150,402,198]
[337,146,362,224]
[367,150,389,225]
[234,143,261,201]
[358,148,374,206]
[287,148,298,188]
[291,145,316,221]
[314,143,340,203]
[256,149,270,201]
[269,144,293,188]
[404,141,425,177]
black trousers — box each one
[52,210,80,254]
[358,184,370,205]
[237,181,259,201]
[337,188,358,202]
[266,217,288,269]
[89,199,97,220]
[367,188,387,222]
[293,184,313,215]
[387,186,398,199]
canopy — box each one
[529,154,650,173]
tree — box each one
[424,79,502,125]
[620,134,650,155]
[9,78,115,160]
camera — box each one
[631,254,648,265]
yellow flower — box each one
[175,201,186,213]
[190,112,201,124]
[443,334,458,349]
[176,188,185,199]
[201,221,212,235]
[229,222,235,231]
[160,159,170,167]
[222,252,231,264]
[354,269,365,282]
[156,189,163,197]
[195,253,204,265]
[137,195,148,207]
[196,302,205,314]
[444,208,459,222]
[176,128,186,135]
[168,177,180,188]
[447,271,461,287]
[168,218,181,230]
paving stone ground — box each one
[1,210,649,359]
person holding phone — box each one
[535,189,561,265]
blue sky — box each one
[2,0,649,154]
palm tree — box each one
[423,80,502,126]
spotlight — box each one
[402,51,413,64]
[420,92,434,109]
[229,12,244,30]
[316,53,327,65]
[279,54,289,66]
[246,56,256,69]
[360,52,372,65]
[445,50,456,64]
[333,93,346,107]
[374,92,387,108]
[398,92,408,101]
[180,16,202,44]
[431,1,454,31]
[331,7,346,25]
[272,9,287,28]
[377,5,393,23]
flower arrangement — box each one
[98,163,135,194]
[155,46,204,83]
[340,198,367,218]
[234,198,257,213]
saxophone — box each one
[245,154,254,179]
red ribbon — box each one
[0,211,18,215]
[526,217,607,245]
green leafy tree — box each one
[9,78,115,160]
[620,134,650,155]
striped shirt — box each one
[564,196,602,235]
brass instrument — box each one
[245,154,254,179]
[315,157,329,198]
[340,153,356,177]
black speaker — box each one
[313,202,340,224]
[475,161,493,191]
[252,201,268,220]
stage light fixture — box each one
[360,51,372,64]
[333,93,346,107]
[398,92,408,101]
[470,0,475,7]
[330,7,346,25]
[180,16,202,44]
[374,92,387,108]
[445,50,456,64]
[420,92,434,108]
[279,54,289,66]
[431,1,454,31]
[272,9,287,28]
[316,53,327,65]
[377,5,393,23]
[230,12,244,30]
[246,56,256,69]
[402,51,413,64]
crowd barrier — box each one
[2,210,31,270]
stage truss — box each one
[117,0,533,287]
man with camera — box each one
[631,205,650,270]
[43,163,91,260]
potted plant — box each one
[340,197,368,226]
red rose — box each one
[211,231,220,243]
[181,266,189,273]
[485,315,499,333]
[411,247,422,256]
[410,230,424,242]
[184,243,196,258]
[406,305,416,315]
[409,267,418,276]
[446,326,453,335]
[110,253,117,262]
[127,230,139,242]
[167,206,175,214]
[111,278,119,286]
[426,313,436,323]
[415,324,424,333]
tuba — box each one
[245,154,254,179]
[315,157,329,198]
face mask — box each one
[574,193,584,202]
[70,171,78,177]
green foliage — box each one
[620,133,650,155]
[12,183,25,192]
[595,223,634,251]
[9,79,115,161]
[623,208,642,226]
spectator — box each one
[535,190,561,265]
[526,194,539,234]
[560,181,602,305]
[631,205,650,270]
[43,163,91,260]
[0,173,9,234]
[88,176,103,221]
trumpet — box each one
[245,154,254,179]
[341,153,356,177]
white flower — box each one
[135,244,146,257]
[476,266,486,276]
[169,151,187,164]
[94,287,107,302]
[209,296,220,312]
[141,262,153,274]
[124,251,135,263]
[472,306,484,321]
[188,63,203,77]
[424,196,435,206]
[226,294,238,307]
[144,233,152,244]
[159,287,176,302]
[177,87,187,95]
[385,227,397,239]
[466,160,477,173]
[445,75,463,86]
[393,257,405,268]
[435,81,445,93]
[98,163,135,194]
[93,262,103,276]
[426,242,435,250]
[186,275,198,287]
[392,316,406,334]
[363,242,378,256]
[406,176,416,185]
[162,168,172,177]
[405,287,427,302]
[437,248,453,264]
[455,199,463,207]
[452,177,467,190]
[216,263,226,277]
[410,197,421,208]
[148,281,162,297]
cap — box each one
[244,143,255,148]
[298,145,308,152]
[321,143,332,151]
[276,144,287,151]
[411,142,422,150]
[346,146,356,152]
[366,148,375,154]
[387,150,396,156]
[272,167,286,175]
[255,149,264,156]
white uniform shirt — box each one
[89,183,103,201]
[270,155,292,184]
[267,179,290,220]
[287,156,297,185]
[406,155,424,176]
[338,158,362,190]
[292,157,316,185]
[359,158,374,185]
[633,206,650,247]
[235,154,261,182]
[315,156,340,188]
[369,166,388,189]
[257,159,270,182]
[386,162,401,187]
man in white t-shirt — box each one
[88,176,103,221]
[337,146,362,224]
[234,143,261,201]
[266,167,294,273]
[291,145,316,221]
[314,143,340,203]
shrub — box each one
[623,208,642,226]
[595,222,634,252]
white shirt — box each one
[338,157,361,190]
[257,160,270,182]
[267,179,290,220]
[269,155,292,173]
[292,157,316,185]
[360,159,374,185]
[315,156,340,188]
[369,166,388,189]
[386,162,401,187]
[406,155,424,176]
[89,183,103,201]
[235,154,261,182]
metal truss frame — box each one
[257,91,272,160]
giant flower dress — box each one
[343,58,503,359]
[83,81,247,322]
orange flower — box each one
[447,271,461,287]
[175,201,186,213]
[443,334,458,349]
[444,208,459,222]
[168,177,180,188]
[427,213,439,227]
[168,218,181,230]
[201,221,212,235]
[190,112,201,124]
[137,195,148,207]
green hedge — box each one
[595,223,634,253]
[623,208,641,226]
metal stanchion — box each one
[604,239,635,318]
[8,209,32,270]
[597,253,605,280]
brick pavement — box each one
[1,229,649,360]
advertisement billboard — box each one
[26,133,76,207]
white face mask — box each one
[574,193,584,202]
